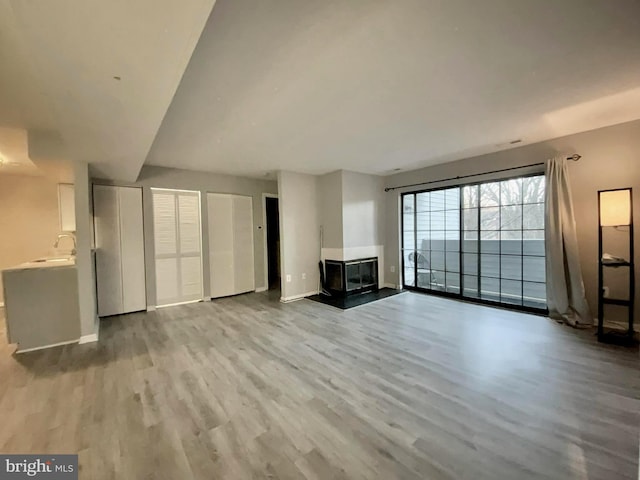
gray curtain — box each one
[545,157,592,326]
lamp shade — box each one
[599,189,631,226]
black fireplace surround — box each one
[325,257,378,296]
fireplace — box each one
[324,257,378,296]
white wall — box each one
[384,119,640,320]
[94,165,278,307]
[278,171,320,301]
[317,171,343,250]
[0,174,61,304]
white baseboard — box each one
[383,283,398,289]
[16,339,79,354]
[146,305,156,312]
[255,286,268,293]
[79,333,99,344]
[280,290,318,303]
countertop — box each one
[2,257,76,272]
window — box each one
[402,174,546,311]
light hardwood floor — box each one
[0,292,638,479]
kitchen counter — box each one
[2,257,80,353]
[3,257,76,271]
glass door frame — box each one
[400,172,548,315]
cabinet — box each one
[207,193,255,298]
[93,185,146,316]
[58,183,75,232]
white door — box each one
[152,189,203,306]
[208,194,235,297]
[94,185,146,317]
[208,193,255,298]
[118,187,146,313]
[94,185,123,317]
[232,195,255,294]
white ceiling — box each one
[146,0,640,177]
[0,0,216,181]
[2,1,640,181]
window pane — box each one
[523,256,545,283]
[480,254,500,278]
[403,194,415,214]
[431,210,445,230]
[431,250,445,270]
[480,230,499,253]
[403,229,415,250]
[445,188,460,210]
[445,210,460,231]
[480,277,500,301]
[523,203,544,230]
[501,230,522,255]
[463,208,478,230]
[480,182,501,207]
[501,279,522,305]
[500,178,522,206]
[501,255,522,280]
[523,176,545,204]
[500,205,522,230]
[463,185,478,208]
[524,281,546,308]
[463,231,478,252]
[523,230,545,256]
[446,272,460,293]
[415,192,429,212]
[431,233,445,251]
[446,251,460,272]
[480,207,500,230]
[463,275,479,298]
[403,250,415,287]
[430,190,445,211]
[463,253,478,275]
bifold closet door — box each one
[118,187,146,313]
[208,193,255,298]
[152,189,203,306]
[94,185,146,317]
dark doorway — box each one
[265,196,280,290]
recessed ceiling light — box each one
[392,168,402,171]
[113,76,121,81]
[509,139,522,144]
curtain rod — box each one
[384,154,581,192]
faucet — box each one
[54,233,77,256]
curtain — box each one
[545,157,592,326]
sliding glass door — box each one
[402,174,546,311]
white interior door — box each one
[152,189,203,306]
[232,195,255,294]
[208,193,254,298]
[94,185,123,317]
[119,187,146,313]
[208,194,235,298]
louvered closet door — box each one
[152,189,203,306]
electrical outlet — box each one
[390,266,396,273]
[302,273,306,280]
[286,274,291,283]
